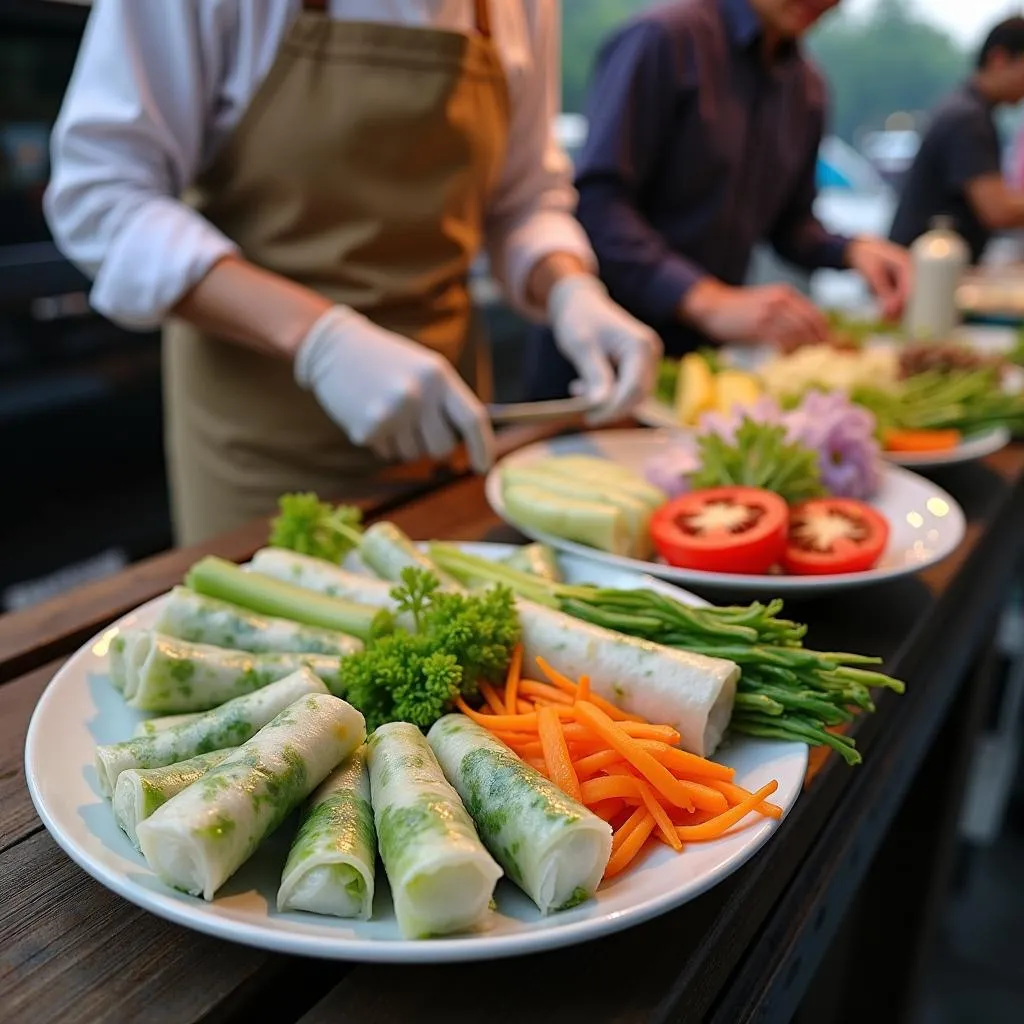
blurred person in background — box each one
[526,0,910,400]
[891,17,1024,262]
[45,0,660,545]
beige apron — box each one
[164,0,510,544]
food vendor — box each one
[45,0,661,545]
[525,0,910,400]
[891,17,1024,263]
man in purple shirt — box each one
[526,0,910,398]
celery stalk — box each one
[185,557,392,641]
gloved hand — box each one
[294,306,494,471]
[548,275,662,423]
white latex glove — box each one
[294,306,494,472]
[548,275,663,424]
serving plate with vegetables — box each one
[486,430,965,594]
[27,530,814,962]
[639,335,1024,467]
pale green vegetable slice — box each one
[113,749,235,848]
[127,632,346,713]
[428,715,612,913]
[137,692,365,901]
[278,746,375,919]
[155,586,361,655]
[358,523,461,587]
[503,483,630,556]
[94,667,328,796]
[367,722,501,939]
[503,543,563,583]
[534,454,667,510]
[502,465,653,558]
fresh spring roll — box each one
[367,722,502,939]
[113,749,235,848]
[155,586,362,656]
[134,713,204,737]
[137,692,365,900]
[277,746,375,919]
[109,629,148,693]
[503,543,563,583]
[249,549,398,609]
[358,523,462,588]
[94,667,328,796]
[516,599,739,758]
[127,632,347,713]
[429,715,612,913]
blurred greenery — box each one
[560,0,969,143]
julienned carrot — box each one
[561,722,681,745]
[577,674,591,703]
[705,779,783,819]
[590,799,626,822]
[573,749,624,780]
[537,706,582,802]
[504,644,523,714]
[675,781,779,841]
[479,681,507,716]
[581,775,643,804]
[517,700,534,715]
[605,813,657,878]
[534,656,645,722]
[638,740,735,781]
[519,680,575,706]
[573,702,697,811]
[611,805,649,854]
[609,767,682,852]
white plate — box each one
[24,543,806,963]
[487,431,967,595]
[636,400,1012,469]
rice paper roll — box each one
[277,746,375,919]
[429,715,612,913]
[133,713,204,737]
[126,632,345,713]
[95,667,327,796]
[249,549,397,609]
[155,586,362,656]
[516,599,740,757]
[367,722,501,939]
[503,543,563,583]
[109,629,149,695]
[137,692,365,900]
[113,749,235,848]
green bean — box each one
[734,693,785,716]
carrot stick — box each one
[525,756,549,774]
[637,740,735,781]
[534,657,645,722]
[580,775,643,804]
[572,749,625,780]
[479,681,506,716]
[675,781,779,841]
[610,805,648,853]
[599,763,683,852]
[705,779,783,819]
[677,780,729,815]
[573,702,696,811]
[604,813,657,878]
[519,680,575,705]
[516,699,534,715]
[454,699,574,730]
[561,722,681,745]
[537,706,582,803]
[589,798,626,822]
[577,674,591,703]
[504,644,523,714]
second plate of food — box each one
[486,431,966,595]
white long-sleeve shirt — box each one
[45,0,593,330]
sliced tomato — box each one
[650,487,788,575]
[783,498,889,575]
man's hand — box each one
[845,237,911,320]
[680,279,829,351]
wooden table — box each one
[2,437,1023,1024]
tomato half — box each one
[782,498,889,575]
[650,487,788,574]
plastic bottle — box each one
[903,216,970,339]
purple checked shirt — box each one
[574,0,850,354]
